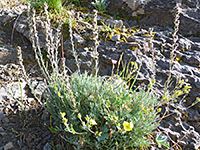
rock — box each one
[0,45,17,64]
[73,33,86,45]
[0,132,7,136]
[0,126,6,136]
[0,14,16,26]
[144,2,200,36]
[182,54,200,66]
[105,19,123,28]
[195,79,200,89]
[4,142,14,150]
[111,34,120,41]
[43,142,51,150]
[107,0,200,36]
[0,127,4,132]
[0,80,27,101]
[3,117,9,123]
[29,79,46,99]
[0,4,27,26]
[36,143,41,149]
[17,140,25,149]
[0,110,4,121]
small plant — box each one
[156,132,170,148]
[91,0,110,13]
[45,71,160,149]
[22,2,161,149]
[71,0,81,6]
[26,0,66,13]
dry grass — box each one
[0,0,24,9]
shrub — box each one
[44,71,160,149]
[23,2,160,149]
[91,0,110,13]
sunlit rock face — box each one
[108,0,200,36]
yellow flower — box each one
[60,112,66,118]
[123,121,133,131]
[95,131,98,135]
[78,113,82,119]
[157,108,162,112]
[90,119,97,125]
[62,118,68,123]
[174,110,180,114]
[98,132,102,136]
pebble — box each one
[43,142,51,150]
[4,142,14,150]
[0,110,4,121]
[3,117,9,123]
[0,132,7,136]
[0,127,4,132]
[36,143,41,149]
[17,140,25,148]
[195,81,200,89]
[111,34,120,41]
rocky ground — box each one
[0,0,200,150]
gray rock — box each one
[0,80,27,101]
[0,110,4,121]
[107,0,200,36]
[3,117,9,123]
[0,127,4,132]
[0,132,7,136]
[0,5,27,26]
[17,140,25,149]
[182,53,200,66]
[43,142,51,150]
[105,19,123,28]
[29,79,46,99]
[4,142,14,150]
[36,143,41,149]
[0,14,16,26]
[178,37,193,50]
[0,45,17,64]
[111,34,120,41]
[73,33,86,45]
[195,79,200,89]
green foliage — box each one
[26,0,67,13]
[91,0,110,12]
[71,0,81,6]
[156,132,170,148]
[44,71,160,149]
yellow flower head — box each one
[90,119,97,125]
[78,113,82,119]
[157,108,162,112]
[174,110,180,114]
[60,112,66,118]
[123,121,133,131]
[98,132,102,136]
[62,118,68,123]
